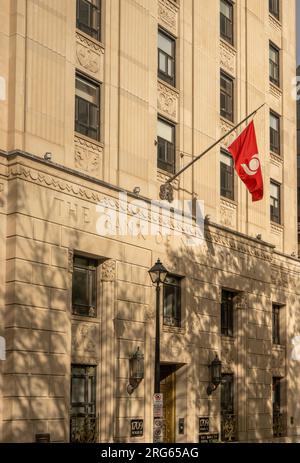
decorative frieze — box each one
[74,134,103,176]
[270,222,283,236]
[220,40,236,76]
[269,82,282,103]
[72,322,99,359]
[76,32,104,81]
[158,0,179,36]
[220,198,237,229]
[271,265,288,288]
[220,118,236,147]
[270,152,283,168]
[269,14,282,34]
[158,81,179,122]
[100,259,116,282]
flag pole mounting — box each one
[159,103,266,203]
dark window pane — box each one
[75,74,100,141]
[272,304,281,345]
[77,0,101,41]
[270,112,280,154]
[220,150,234,199]
[269,0,279,19]
[158,29,175,86]
[269,44,280,86]
[270,181,281,224]
[220,72,234,121]
[157,118,175,174]
[72,256,97,317]
[221,290,234,336]
[163,276,181,327]
[221,374,234,413]
[220,0,233,44]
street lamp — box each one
[148,259,168,393]
[207,354,222,395]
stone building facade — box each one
[0,0,300,443]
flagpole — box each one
[160,102,266,202]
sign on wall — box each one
[199,416,209,433]
[131,419,144,437]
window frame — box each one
[72,255,98,318]
[220,149,235,200]
[220,70,234,122]
[76,0,101,41]
[269,42,280,87]
[221,289,235,337]
[158,28,176,87]
[270,110,281,155]
[269,0,280,20]
[220,0,234,45]
[157,116,176,174]
[163,274,182,328]
[75,72,101,142]
[270,180,281,224]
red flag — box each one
[228,121,263,202]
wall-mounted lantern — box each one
[127,347,144,394]
[207,354,222,395]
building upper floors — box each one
[0,0,297,253]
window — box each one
[70,365,97,443]
[76,0,101,41]
[72,256,97,317]
[272,377,286,437]
[75,73,100,141]
[220,150,234,200]
[270,181,281,224]
[220,71,234,122]
[157,118,175,174]
[221,374,234,414]
[270,111,280,154]
[269,43,280,86]
[272,304,281,345]
[163,275,181,327]
[220,0,233,45]
[269,0,279,20]
[158,29,176,86]
[221,290,235,337]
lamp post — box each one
[148,259,168,393]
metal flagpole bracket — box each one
[159,182,174,203]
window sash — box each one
[272,377,281,412]
[158,30,175,86]
[220,0,233,44]
[72,258,97,317]
[272,305,281,345]
[220,73,234,121]
[270,182,281,223]
[269,0,279,19]
[269,46,280,86]
[221,374,234,413]
[76,0,101,40]
[163,277,181,327]
[220,152,234,200]
[71,365,96,417]
[221,291,234,336]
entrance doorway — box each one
[160,364,177,443]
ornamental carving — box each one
[220,40,236,75]
[271,222,283,236]
[72,323,98,358]
[269,82,282,102]
[68,249,74,273]
[157,170,179,188]
[270,152,283,168]
[271,266,289,287]
[158,0,179,36]
[158,82,178,121]
[220,202,236,228]
[269,14,282,33]
[75,32,104,77]
[74,135,103,175]
[100,259,116,282]
[234,293,248,310]
[220,119,236,147]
